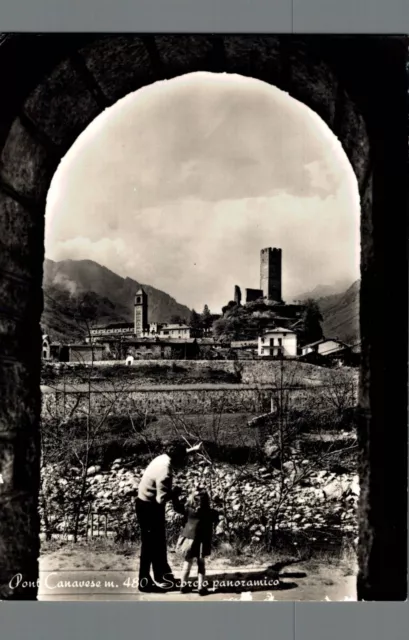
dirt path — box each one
[37,550,356,601]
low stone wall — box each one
[44,360,334,384]
[42,382,324,417]
[43,386,274,416]
[42,359,357,386]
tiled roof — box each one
[92,322,134,330]
[262,326,296,334]
[302,339,325,349]
[161,324,190,330]
[68,344,103,349]
[302,338,349,349]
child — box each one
[174,489,219,596]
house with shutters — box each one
[257,327,297,358]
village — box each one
[41,247,360,369]
[37,246,360,601]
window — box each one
[278,338,282,346]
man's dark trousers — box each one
[135,498,174,588]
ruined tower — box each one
[134,288,148,336]
[260,247,282,302]
[234,285,242,306]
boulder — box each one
[87,466,101,476]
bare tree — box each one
[318,366,357,420]
[40,345,136,542]
[162,359,358,551]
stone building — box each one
[242,247,283,304]
[258,327,298,358]
[89,322,134,340]
[41,335,51,360]
[125,338,199,360]
[301,338,348,357]
[59,344,105,363]
[134,288,148,336]
[88,288,203,345]
[260,247,282,302]
[245,288,264,303]
[234,285,242,305]
[230,339,258,359]
[159,323,200,339]
[299,338,358,367]
[89,287,151,341]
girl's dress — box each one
[176,504,219,561]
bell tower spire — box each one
[134,288,148,336]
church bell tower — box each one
[134,288,148,336]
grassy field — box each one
[51,411,259,468]
[44,406,356,470]
[41,358,358,467]
[145,412,256,446]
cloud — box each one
[51,237,132,275]
[46,73,344,216]
[48,191,360,312]
[50,272,79,297]
[46,71,360,313]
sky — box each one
[45,71,360,314]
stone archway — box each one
[0,34,407,600]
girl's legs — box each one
[180,560,193,591]
[197,558,206,593]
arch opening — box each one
[45,71,361,326]
[40,71,362,596]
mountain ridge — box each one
[291,280,353,302]
[315,280,360,345]
[42,258,360,345]
[42,258,191,341]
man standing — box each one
[136,442,202,592]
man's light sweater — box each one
[138,454,173,504]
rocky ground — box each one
[40,453,359,547]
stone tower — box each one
[234,285,242,305]
[260,247,282,302]
[134,288,148,336]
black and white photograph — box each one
[0,34,407,602]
